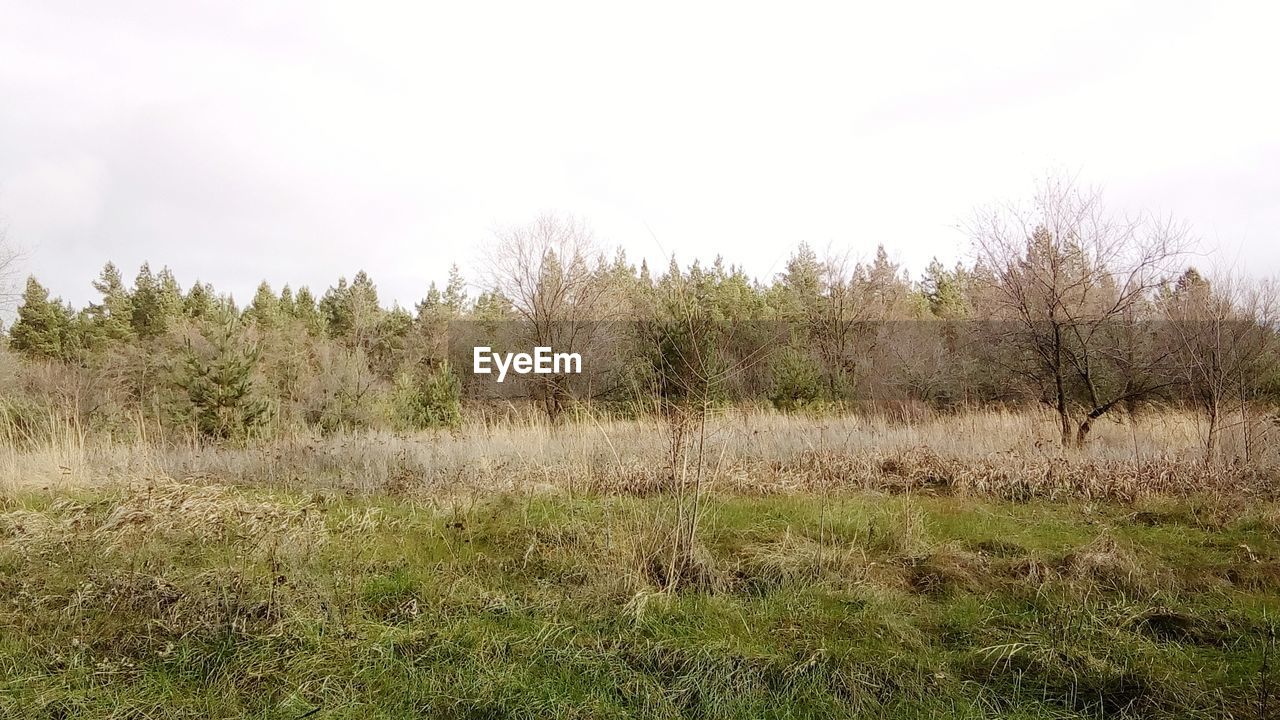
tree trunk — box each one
[1075,404,1115,447]
[1053,324,1072,448]
[1204,396,1219,466]
[1075,417,1092,447]
[1055,378,1072,448]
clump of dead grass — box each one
[1059,533,1152,594]
[0,480,327,557]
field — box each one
[2,410,1278,718]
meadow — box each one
[1,409,1278,718]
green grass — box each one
[1,484,1277,718]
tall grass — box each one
[3,406,1276,499]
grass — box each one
[4,408,1277,498]
[2,478,1278,719]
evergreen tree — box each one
[415,282,443,321]
[278,285,296,317]
[246,281,281,327]
[443,264,468,313]
[180,332,269,440]
[392,360,462,429]
[320,277,351,338]
[184,281,215,319]
[322,271,381,347]
[9,277,71,360]
[86,262,134,345]
[131,263,172,338]
[292,286,326,336]
[156,267,184,319]
[920,258,969,319]
[638,259,653,288]
[776,243,823,321]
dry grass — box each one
[4,408,1275,502]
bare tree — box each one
[970,175,1189,447]
[1163,268,1280,464]
[0,225,22,310]
[485,214,623,420]
[788,247,913,403]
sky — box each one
[2,0,1278,311]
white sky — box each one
[2,1,1278,309]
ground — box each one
[2,473,1277,719]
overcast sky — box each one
[2,1,1278,310]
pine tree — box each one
[292,286,325,336]
[246,281,280,327]
[920,258,969,319]
[278,285,296,317]
[392,360,462,429]
[443,264,468,313]
[638,259,653,288]
[322,271,381,347]
[320,277,351,338]
[184,281,215,319]
[415,282,443,321]
[86,262,134,345]
[180,332,269,440]
[9,277,71,360]
[157,267,184,319]
[131,263,171,338]
[777,243,823,321]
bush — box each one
[391,361,462,430]
[179,334,270,440]
[769,345,827,413]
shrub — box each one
[179,334,270,440]
[769,345,827,413]
[391,360,462,430]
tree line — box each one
[2,179,1278,458]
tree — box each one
[180,330,270,440]
[920,258,970,319]
[443,264,469,313]
[416,282,444,319]
[292,286,326,336]
[969,176,1188,447]
[157,267,183,318]
[1162,269,1280,463]
[9,277,72,360]
[86,262,135,345]
[246,281,281,328]
[184,281,215,319]
[131,263,179,338]
[321,271,382,348]
[392,360,462,430]
[485,214,622,420]
[278,285,296,317]
[0,226,22,309]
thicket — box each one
[2,182,1278,456]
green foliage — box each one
[85,262,135,346]
[443,263,468,312]
[291,286,326,336]
[183,281,215,319]
[920,258,970,319]
[130,263,180,338]
[179,332,270,440]
[769,344,828,412]
[8,277,72,361]
[641,300,729,410]
[245,281,281,327]
[321,271,381,345]
[391,361,462,430]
